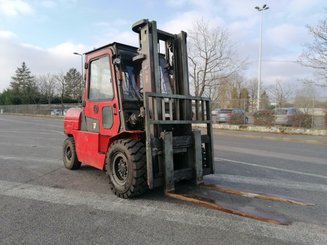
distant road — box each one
[0,115,326,245]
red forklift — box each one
[63,19,214,198]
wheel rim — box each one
[65,145,72,162]
[112,152,128,185]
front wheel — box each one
[63,137,81,170]
[106,139,147,198]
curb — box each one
[195,123,327,137]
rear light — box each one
[227,112,232,117]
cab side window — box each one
[89,56,113,100]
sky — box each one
[0,0,326,95]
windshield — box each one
[121,60,142,100]
[120,55,172,100]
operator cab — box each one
[82,42,173,135]
[113,49,144,130]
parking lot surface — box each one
[0,115,326,244]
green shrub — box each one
[291,114,312,128]
[229,114,245,125]
[253,110,275,127]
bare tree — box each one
[245,78,258,112]
[54,72,66,114]
[268,80,293,107]
[229,73,245,108]
[37,73,56,105]
[210,77,232,109]
[294,80,315,113]
[188,19,246,98]
[298,18,327,86]
[260,90,270,110]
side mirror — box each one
[113,58,121,65]
[113,58,123,81]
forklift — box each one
[63,19,214,198]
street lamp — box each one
[73,52,83,104]
[255,4,269,111]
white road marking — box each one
[215,157,327,180]
[206,174,327,192]
[215,145,327,165]
[0,179,326,244]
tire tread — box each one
[106,139,147,198]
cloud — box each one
[95,19,130,27]
[0,0,34,16]
[287,0,321,14]
[266,24,306,47]
[0,37,87,91]
[40,0,57,8]
[220,0,262,18]
[161,10,225,34]
[48,42,87,57]
[263,60,312,81]
[162,11,202,33]
[167,0,214,9]
[245,53,314,90]
[0,30,17,39]
[92,19,138,48]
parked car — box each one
[50,109,61,116]
[211,109,219,116]
[216,108,248,124]
[50,109,68,116]
[273,107,302,126]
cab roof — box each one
[84,42,137,55]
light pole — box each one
[255,4,269,111]
[73,52,83,105]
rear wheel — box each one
[63,137,81,170]
[106,139,147,198]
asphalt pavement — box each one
[0,115,326,244]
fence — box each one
[0,104,81,116]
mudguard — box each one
[64,108,82,135]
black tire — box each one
[63,137,81,170]
[105,139,147,198]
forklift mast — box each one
[132,19,214,192]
